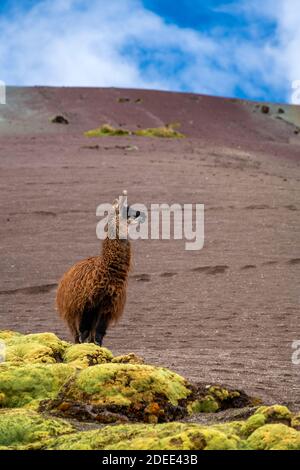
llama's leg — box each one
[94,315,109,346]
[79,305,96,343]
[74,332,80,344]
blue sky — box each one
[0,0,299,103]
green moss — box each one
[241,413,266,437]
[45,422,241,450]
[84,124,130,137]
[43,363,191,422]
[254,405,292,425]
[0,363,75,408]
[134,125,185,138]
[3,332,68,365]
[188,396,219,414]
[112,353,144,364]
[84,123,185,138]
[188,384,251,415]
[292,413,300,430]
[75,363,189,406]
[247,424,300,450]
[0,330,23,342]
[63,343,113,368]
[0,408,74,450]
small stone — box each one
[51,115,69,124]
[261,105,270,114]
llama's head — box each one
[106,190,145,240]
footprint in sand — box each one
[191,265,229,275]
[131,273,151,282]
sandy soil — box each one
[0,86,299,409]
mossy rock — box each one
[0,408,74,450]
[41,363,191,423]
[254,405,292,425]
[0,363,75,408]
[247,423,300,450]
[63,343,113,368]
[45,422,241,450]
[3,332,68,364]
[188,384,254,414]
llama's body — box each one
[56,192,139,345]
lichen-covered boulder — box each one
[41,363,192,423]
[0,363,75,408]
[63,343,113,368]
[45,422,241,450]
[0,408,74,450]
[247,423,300,450]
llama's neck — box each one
[101,237,131,282]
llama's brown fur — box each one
[56,193,137,345]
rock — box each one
[278,108,285,114]
[51,115,69,124]
[261,105,270,114]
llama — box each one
[56,191,142,345]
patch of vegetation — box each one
[84,123,185,138]
[84,124,130,137]
[0,408,74,450]
[134,123,185,138]
[1,331,300,450]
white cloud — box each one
[0,0,299,102]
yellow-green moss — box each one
[292,413,300,430]
[43,363,192,422]
[84,124,130,137]
[0,363,75,408]
[112,353,144,364]
[0,330,23,342]
[187,385,248,415]
[254,405,292,425]
[45,422,241,450]
[63,343,113,368]
[241,413,266,437]
[247,424,300,450]
[3,332,68,365]
[134,125,185,138]
[0,408,74,450]
[84,123,185,138]
[188,396,219,414]
[74,363,190,406]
